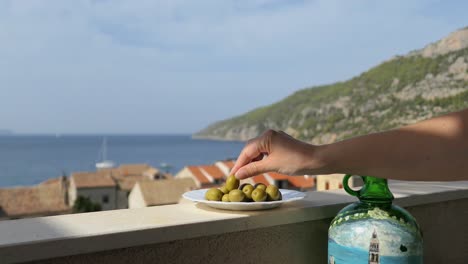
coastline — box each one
[0,135,245,187]
[191,134,247,142]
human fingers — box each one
[234,159,272,179]
[230,130,275,176]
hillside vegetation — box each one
[195,28,468,143]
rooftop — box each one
[71,171,116,188]
[187,166,211,184]
[0,179,69,218]
[117,164,153,176]
[183,161,315,189]
[199,165,225,180]
[137,178,197,206]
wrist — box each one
[309,143,338,175]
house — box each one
[175,160,316,191]
[128,178,197,209]
[68,164,167,209]
[214,160,236,175]
[316,174,363,191]
[68,171,118,211]
[175,164,225,188]
[111,164,167,208]
[240,172,316,191]
[0,177,70,220]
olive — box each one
[225,175,240,191]
[219,185,229,194]
[241,184,254,200]
[254,183,267,192]
[205,188,223,201]
[251,188,267,202]
[238,183,248,190]
[222,194,230,202]
[266,185,281,201]
[228,189,245,202]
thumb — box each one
[235,159,270,179]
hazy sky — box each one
[0,0,466,134]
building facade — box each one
[129,178,196,209]
[68,172,118,211]
[316,174,363,191]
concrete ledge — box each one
[0,181,467,263]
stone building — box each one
[0,177,70,219]
[128,178,196,209]
[69,171,118,211]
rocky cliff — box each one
[195,27,468,143]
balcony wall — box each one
[0,181,467,264]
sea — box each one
[328,239,423,264]
[0,135,245,187]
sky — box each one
[0,0,467,134]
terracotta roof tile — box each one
[143,168,162,178]
[116,175,146,191]
[266,172,289,180]
[251,174,270,185]
[40,177,62,185]
[199,165,225,179]
[118,164,151,176]
[72,171,116,188]
[138,178,197,206]
[0,180,70,217]
[187,166,211,184]
[221,160,236,171]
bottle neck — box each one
[358,176,394,204]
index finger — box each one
[230,138,265,176]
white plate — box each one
[182,189,306,211]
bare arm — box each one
[232,109,468,181]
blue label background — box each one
[328,239,422,264]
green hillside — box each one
[195,28,468,143]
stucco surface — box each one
[30,198,468,264]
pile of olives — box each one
[205,175,282,202]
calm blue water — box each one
[0,135,245,187]
[328,239,422,264]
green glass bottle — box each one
[327,175,423,264]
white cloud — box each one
[0,0,466,133]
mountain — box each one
[194,27,468,143]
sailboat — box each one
[96,137,115,170]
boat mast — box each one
[102,137,107,161]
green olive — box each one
[205,188,223,201]
[238,183,248,190]
[228,189,245,202]
[219,185,229,194]
[254,183,267,192]
[225,175,240,191]
[266,185,281,201]
[241,184,254,200]
[251,188,267,202]
[222,194,230,202]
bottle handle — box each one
[343,174,361,197]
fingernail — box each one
[235,169,246,179]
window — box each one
[325,182,330,190]
[102,195,109,203]
[276,180,288,189]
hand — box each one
[231,130,326,179]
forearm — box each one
[316,109,468,181]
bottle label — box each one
[328,208,422,264]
